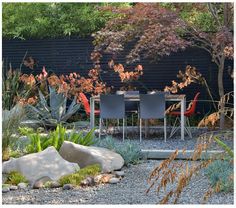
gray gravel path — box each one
[2,160,233,205]
[99,127,233,151]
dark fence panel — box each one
[2,38,233,114]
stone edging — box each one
[141,149,224,160]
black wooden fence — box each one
[2,37,234,114]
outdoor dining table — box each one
[90,94,186,140]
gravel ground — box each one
[2,160,233,205]
[97,127,233,151]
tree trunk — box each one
[218,60,225,129]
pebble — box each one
[80,177,95,186]
[108,178,120,184]
[114,171,125,177]
[2,187,10,193]
[9,185,18,191]
[50,181,61,188]
[63,184,73,190]
[33,181,44,189]
[18,183,28,189]
[1,160,234,205]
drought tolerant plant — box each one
[5,171,28,185]
[59,164,101,186]
[68,128,96,146]
[97,136,142,166]
[26,86,81,127]
[22,124,96,153]
[146,130,233,204]
[2,104,25,161]
[204,158,233,193]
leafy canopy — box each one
[2,3,131,39]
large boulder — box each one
[2,146,79,184]
[59,141,124,173]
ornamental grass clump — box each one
[59,164,101,186]
[5,171,28,185]
[146,131,233,204]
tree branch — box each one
[207,3,222,27]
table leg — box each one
[90,97,95,129]
[180,97,186,140]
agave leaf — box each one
[49,86,66,121]
[38,90,50,113]
[27,104,51,120]
[61,102,81,122]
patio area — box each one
[2,2,234,206]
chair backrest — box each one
[140,93,166,119]
[116,91,139,112]
[79,92,90,115]
[116,91,139,95]
[187,92,200,114]
[100,94,125,119]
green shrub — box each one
[21,124,96,154]
[18,127,34,136]
[68,128,96,146]
[115,141,142,166]
[26,132,44,153]
[205,159,233,193]
[5,171,28,185]
[59,164,101,186]
[97,136,142,166]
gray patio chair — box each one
[99,94,125,141]
[116,91,139,126]
[139,93,167,142]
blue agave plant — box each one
[26,86,81,127]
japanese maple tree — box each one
[93,2,234,128]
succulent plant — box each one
[26,86,81,127]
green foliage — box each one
[21,124,96,154]
[2,105,25,160]
[214,136,234,158]
[26,86,81,127]
[59,164,101,186]
[2,3,126,39]
[5,171,28,185]
[18,126,34,136]
[205,159,233,192]
[47,124,66,151]
[26,132,44,153]
[98,136,142,166]
[68,128,96,146]
[2,62,21,110]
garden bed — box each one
[2,160,233,205]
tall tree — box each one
[93,3,233,128]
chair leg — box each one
[99,118,102,139]
[144,119,148,138]
[169,117,179,138]
[140,118,142,142]
[123,118,125,142]
[186,117,192,138]
[164,117,167,142]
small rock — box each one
[114,170,125,177]
[80,176,95,186]
[18,182,28,189]
[63,184,73,190]
[33,181,44,189]
[9,185,18,190]
[108,177,120,184]
[2,187,10,193]
[94,174,114,183]
[50,181,61,188]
